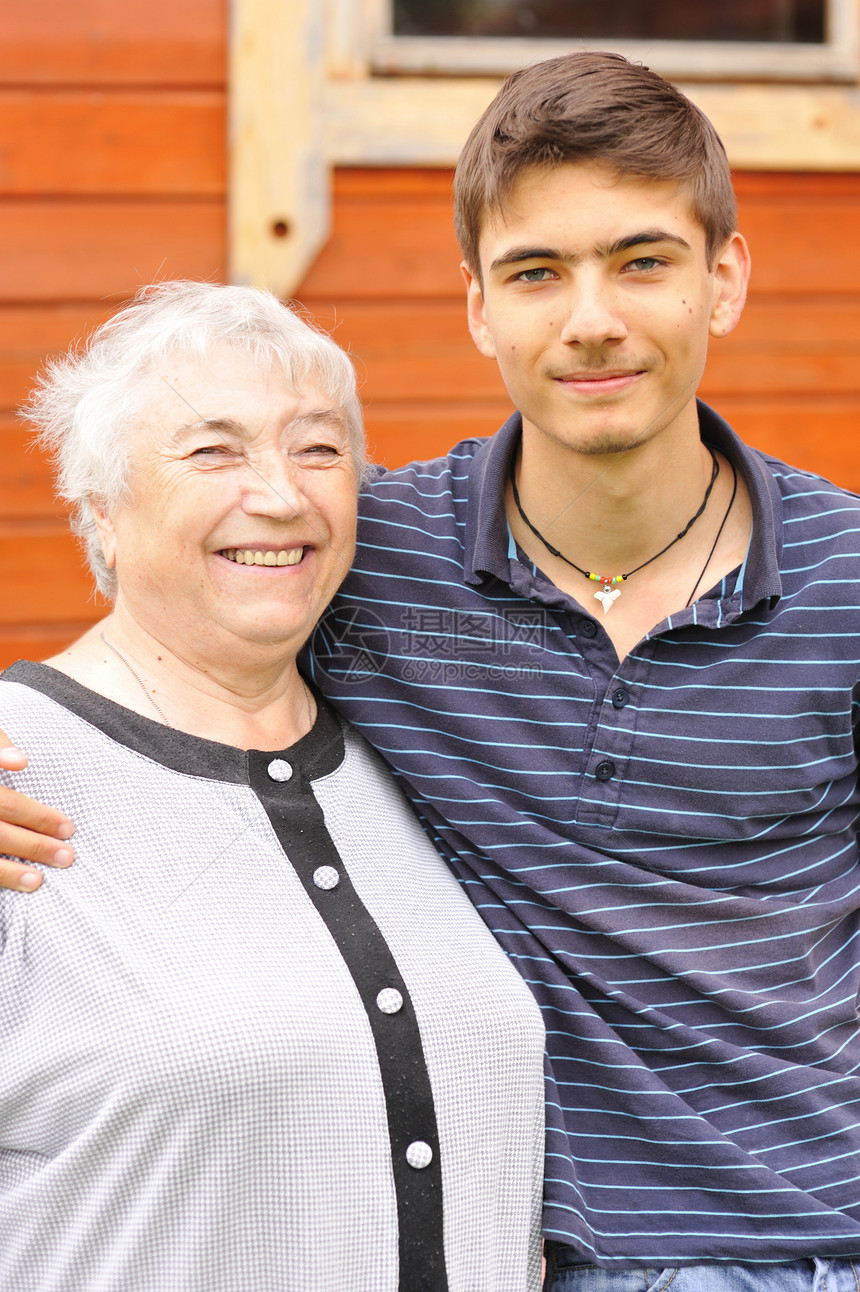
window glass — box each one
[392,0,826,43]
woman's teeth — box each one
[221,548,304,566]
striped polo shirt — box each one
[306,401,860,1267]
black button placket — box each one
[249,747,448,1292]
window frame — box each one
[366,0,858,82]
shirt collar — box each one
[463,400,783,610]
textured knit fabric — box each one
[306,401,860,1267]
[0,663,545,1292]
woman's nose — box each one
[240,458,306,518]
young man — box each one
[2,52,860,1288]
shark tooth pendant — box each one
[594,584,621,614]
[591,574,623,614]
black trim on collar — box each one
[2,660,346,785]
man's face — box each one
[463,162,748,461]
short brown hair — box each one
[454,51,736,275]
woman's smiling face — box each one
[93,344,358,664]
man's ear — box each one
[90,499,117,570]
[461,261,497,360]
[709,232,751,339]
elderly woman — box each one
[0,282,544,1291]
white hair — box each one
[22,280,366,598]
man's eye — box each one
[515,267,555,283]
[625,256,663,272]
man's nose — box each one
[558,278,627,347]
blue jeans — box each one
[543,1248,860,1292]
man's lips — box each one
[552,369,645,393]
[218,546,306,567]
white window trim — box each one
[363,0,858,82]
[229,0,860,296]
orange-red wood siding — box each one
[1,1,859,667]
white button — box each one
[267,759,293,782]
[376,988,403,1014]
[313,866,340,890]
[406,1141,433,1170]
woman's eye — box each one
[301,443,340,459]
[190,444,235,458]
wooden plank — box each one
[327,167,860,202]
[330,168,456,200]
[739,201,860,294]
[323,80,860,171]
[0,91,226,196]
[0,0,226,86]
[0,304,118,410]
[229,0,330,297]
[0,201,226,302]
[734,172,860,199]
[296,198,465,300]
[364,404,510,468]
[0,415,64,517]
[723,398,860,491]
[0,530,106,623]
[701,349,860,396]
[0,624,102,671]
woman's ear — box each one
[709,232,751,339]
[89,500,117,570]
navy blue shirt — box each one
[306,402,860,1266]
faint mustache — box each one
[547,359,652,380]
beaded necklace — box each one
[510,445,719,614]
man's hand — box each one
[0,733,75,892]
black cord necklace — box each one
[684,455,737,608]
[510,444,720,615]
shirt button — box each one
[612,688,629,709]
[406,1141,433,1169]
[376,988,404,1014]
[580,620,598,638]
[595,760,616,781]
[267,759,293,782]
[313,866,340,890]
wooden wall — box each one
[1,2,859,668]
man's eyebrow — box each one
[488,229,692,274]
[605,229,692,256]
[489,246,562,274]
